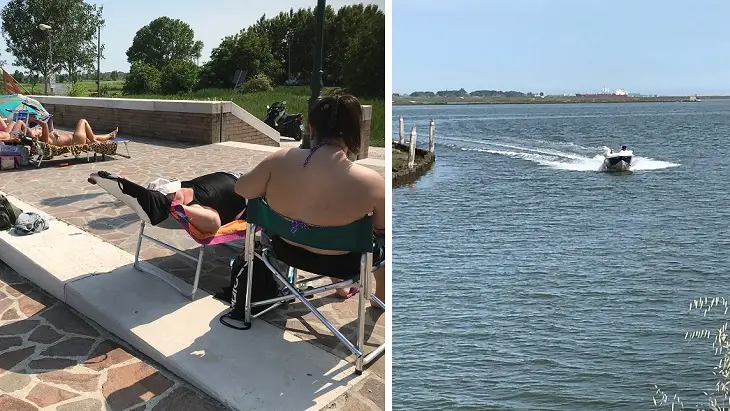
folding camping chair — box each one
[88,171,246,300]
[229,197,386,374]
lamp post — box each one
[286,30,291,81]
[97,24,101,96]
[39,24,52,95]
[302,0,326,149]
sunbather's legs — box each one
[0,131,20,143]
[113,176,172,225]
[0,120,24,142]
[74,119,118,144]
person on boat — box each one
[621,145,627,152]
[609,149,614,154]
[89,171,247,234]
[15,116,118,146]
[234,94,386,307]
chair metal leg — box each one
[242,223,256,326]
[355,253,371,374]
[189,246,205,300]
[133,221,145,269]
[370,295,385,310]
[260,251,362,357]
[133,220,207,299]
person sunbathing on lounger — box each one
[17,116,118,146]
[0,117,24,143]
[89,171,247,235]
[234,94,386,307]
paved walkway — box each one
[0,260,227,411]
[0,137,385,410]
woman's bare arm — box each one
[235,149,287,199]
[371,173,386,236]
[181,204,222,234]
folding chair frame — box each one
[132,220,242,300]
[239,220,386,374]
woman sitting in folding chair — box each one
[234,94,386,307]
[88,171,247,234]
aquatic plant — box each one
[653,297,730,411]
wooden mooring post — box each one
[428,119,435,153]
[408,127,417,169]
[399,115,405,144]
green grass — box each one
[19,80,124,96]
[122,86,385,147]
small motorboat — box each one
[602,145,633,172]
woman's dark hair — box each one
[308,95,362,154]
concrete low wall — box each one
[30,96,280,147]
[358,105,372,160]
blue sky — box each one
[0,0,384,74]
[394,0,730,95]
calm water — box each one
[392,101,730,410]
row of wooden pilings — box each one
[397,115,435,169]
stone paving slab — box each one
[0,136,386,410]
[0,260,228,411]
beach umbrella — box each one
[0,94,51,121]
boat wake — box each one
[444,138,679,172]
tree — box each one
[11,70,24,83]
[122,62,160,95]
[53,2,104,83]
[198,28,278,89]
[196,3,384,94]
[160,60,199,94]
[126,17,203,70]
[342,5,385,98]
[325,4,378,88]
[1,0,103,86]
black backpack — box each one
[0,195,22,231]
[219,252,280,330]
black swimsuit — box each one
[116,172,246,226]
[181,172,247,225]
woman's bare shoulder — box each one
[350,163,385,188]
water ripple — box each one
[393,101,730,411]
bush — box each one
[242,74,273,93]
[67,82,88,97]
[160,60,200,94]
[123,62,161,95]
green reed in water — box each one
[654,297,730,411]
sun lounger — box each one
[110,137,131,158]
[88,172,248,299]
[30,137,119,166]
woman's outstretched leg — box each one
[102,173,172,225]
[73,119,118,144]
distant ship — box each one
[575,87,630,98]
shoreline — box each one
[393,143,435,188]
[393,95,728,106]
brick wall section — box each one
[222,113,279,147]
[41,103,220,144]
